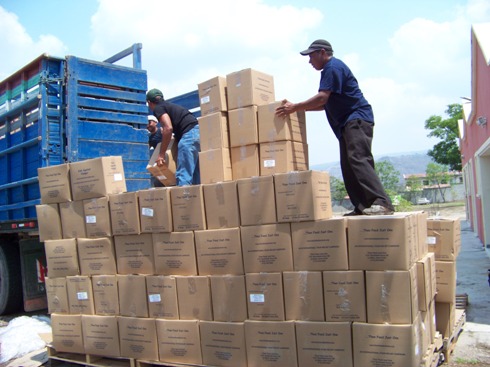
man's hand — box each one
[275,99,295,118]
[156,154,168,168]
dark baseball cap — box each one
[146,88,164,102]
[300,39,333,55]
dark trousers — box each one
[339,119,394,212]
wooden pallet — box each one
[48,345,136,367]
[420,332,443,367]
[136,360,207,367]
[441,309,466,363]
[455,293,469,310]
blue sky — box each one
[1,0,489,166]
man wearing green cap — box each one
[146,88,200,186]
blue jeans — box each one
[176,125,200,186]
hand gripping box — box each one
[147,141,178,186]
[258,101,307,144]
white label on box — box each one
[264,159,276,168]
[77,292,89,300]
[114,173,123,181]
[142,207,154,217]
[86,215,96,224]
[148,293,162,303]
[200,96,210,104]
[427,236,437,245]
[250,293,265,303]
[157,174,168,180]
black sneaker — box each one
[343,210,363,217]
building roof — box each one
[473,23,490,66]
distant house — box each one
[459,23,490,248]
[403,171,464,203]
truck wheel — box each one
[0,242,23,315]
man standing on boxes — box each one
[276,39,394,216]
[146,88,201,186]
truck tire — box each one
[0,242,23,315]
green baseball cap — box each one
[146,88,164,102]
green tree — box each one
[375,160,401,195]
[403,175,423,202]
[426,162,450,203]
[424,103,462,171]
[330,176,347,203]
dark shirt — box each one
[148,127,162,149]
[152,100,198,141]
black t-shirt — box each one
[152,100,198,141]
[148,127,162,149]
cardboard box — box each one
[258,101,307,143]
[237,176,276,226]
[198,111,229,150]
[114,233,155,275]
[156,320,202,364]
[138,187,173,233]
[210,275,248,322]
[59,200,86,238]
[199,148,233,184]
[82,315,120,357]
[66,275,95,315]
[38,163,72,204]
[226,68,275,110]
[36,204,62,242]
[91,275,119,315]
[70,156,126,201]
[117,274,149,318]
[347,213,417,271]
[366,265,419,324]
[283,271,324,321]
[259,141,309,176]
[118,317,158,360]
[417,253,436,312]
[323,270,366,322]
[51,314,84,354]
[427,218,461,261]
[246,272,285,321]
[435,261,456,303]
[295,321,353,367]
[176,276,213,320]
[146,275,179,319]
[202,181,240,229]
[290,218,348,271]
[244,320,297,367]
[275,170,332,222]
[44,238,79,278]
[83,196,112,238]
[241,223,293,273]
[200,321,247,367]
[109,192,140,235]
[228,106,259,147]
[198,76,228,116]
[435,301,455,338]
[77,237,117,276]
[46,277,69,314]
[147,141,178,186]
[170,185,207,231]
[352,321,422,367]
[195,227,244,275]
[152,231,197,275]
[230,144,260,180]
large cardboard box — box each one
[240,223,293,273]
[91,275,119,315]
[156,320,202,364]
[435,301,455,338]
[36,204,62,242]
[77,237,117,276]
[66,275,95,315]
[226,68,275,110]
[38,164,72,204]
[230,144,260,180]
[435,260,456,303]
[117,274,149,318]
[295,321,353,367]
[82,315,120,357]
[417,252,436,312]
[200,322,247,367]
[323,270,366,322]
[283,271,324,321]
[290,218,348,271]
[195,228,244,275]
[259,141,309,176]
[146,275,179,319]
[118,317,158,360]
[237,176,276,226]
[45,238,79,278]
[246,272,285,321]
[146,141,178,186]
[109,192,140,235]
[275,170,332,222]
[198,111,229,150]
[199,148,233,184]
[198,76,228,116]
[228,106,259,147]
[152,231,197,275]
[176,276,213,321]
[83,196,112,238]
[46,277,69,314]
[210,275,248,322]
[114,233,155,275]
[59,201,86,239]
[171,185,206,231]
[258,101,307,144]
[138,188,173,233]
[51,314,84,354]
[352,321,422,367]
[70,156,126,201]
[244,320,297,367]
[202,181,240,229]
[427,218,461,261]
